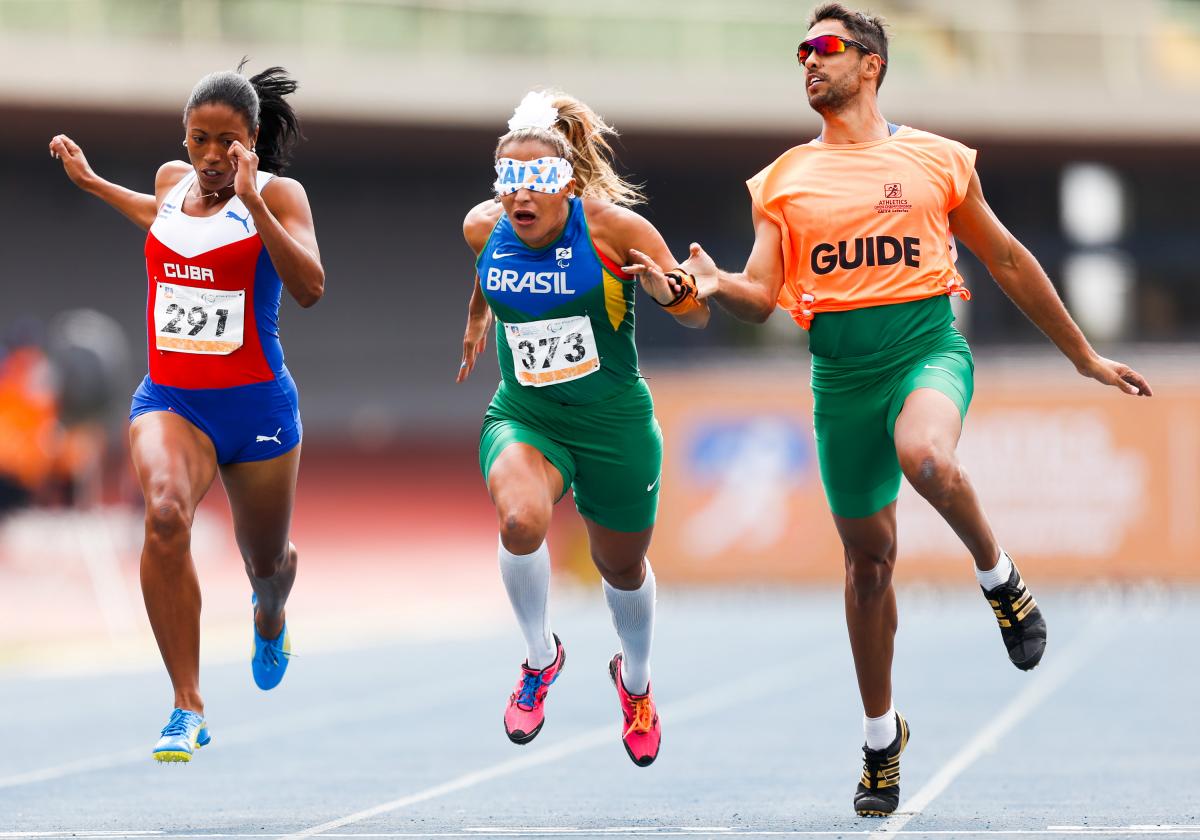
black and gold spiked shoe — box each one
[854,712,909,817]
[983,559,1047,671]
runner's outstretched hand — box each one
[1076,355,1152,397]
[49,134,98,191]
[624,249,681,304]
[680,242,720,299]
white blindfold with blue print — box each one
[494,157,574,196]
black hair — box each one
[183,58,302,173]
[808,3,889,89]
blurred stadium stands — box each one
[2,0,1200,137]
[1,1,1197,610]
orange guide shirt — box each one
[747,126,976,329]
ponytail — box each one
[183,58,302,174]
[245,64,301,174]
[496,90,644,207]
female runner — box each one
[50,62,323,762]
[457,91,706,767]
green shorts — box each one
[811,325,974,519]
[479,378,662,533]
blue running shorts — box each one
[130,368,302,465]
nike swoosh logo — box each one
[924,364,953,374]
[492,250,518,259]
[646,476,660,492]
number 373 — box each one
[517,332,587,370]
[161,303,230,337]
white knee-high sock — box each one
[498,538,556,670]
[603,559,656,695]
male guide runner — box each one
[638,2,1152,817]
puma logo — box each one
[225,209,251,233]
[256,427,282,444]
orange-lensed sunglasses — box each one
[797,35,886,66]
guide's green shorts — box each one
[811,325,974,519]
[479,378,662,533]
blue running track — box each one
[1,588,1196,838]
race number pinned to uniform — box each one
[154,283,245,355]
[504,315,599,387]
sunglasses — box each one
[797,34,886,65]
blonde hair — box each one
[495,90,645,207]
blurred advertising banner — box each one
[644,360,1199,584]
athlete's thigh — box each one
[570,388,662,534]
[812,378,901,520]
[487,442,565,511]
[129,411,218,514]
[892,387,964,466]
[219,445,301,561]
[831,500,898,561]
[884,331,974,445]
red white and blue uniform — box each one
[130,170,302,463]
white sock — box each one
[498,538,556,670]
[976,548,1014,591]
[864,706,898,750]
[602,559,656,695]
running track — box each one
[1,587,1195,839]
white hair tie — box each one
[508,91,559,131]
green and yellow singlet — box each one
[476,197,640,405]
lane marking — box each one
[280,662,802,840]
[0,746,149,789]
[6,826,1198,838]
[0,834,162,839]
[0,683,483,790]
[870,616,1113,839]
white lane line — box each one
[871,616,1113,839]
[8,826,1198,838]
[279,661,802,840]
[0,835,162,840]
[0,747,150,789]
[0,688,466,790]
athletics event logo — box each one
[875,182,912,214]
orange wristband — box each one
[659,269,701,314]
[665,293,703,316]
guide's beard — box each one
[808,75,861,117]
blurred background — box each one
[1,0,1197,673]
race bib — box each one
[504,315,600,387]
[154,283,245,355]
